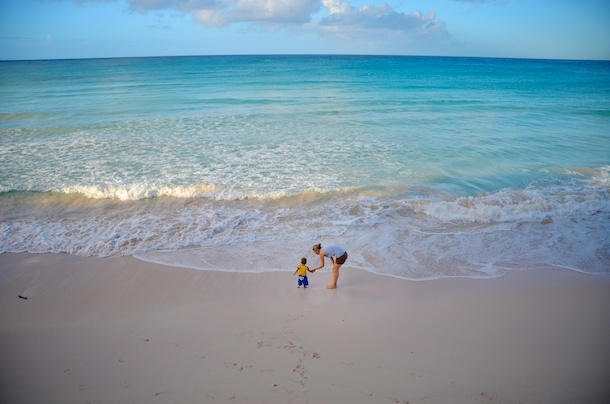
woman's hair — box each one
[312,243,322,251]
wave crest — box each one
[54,183,219,201]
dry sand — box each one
[1,252,609,403]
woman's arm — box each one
[312,250,325,271]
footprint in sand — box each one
[225,362,253,371]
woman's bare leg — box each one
[326,263,342,289]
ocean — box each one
[1,55,609,279]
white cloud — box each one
[124,0,449,45]
[129,0,446,36]
[194,0,321,27]
[312,1,449,43]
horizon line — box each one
[2,52,609,63]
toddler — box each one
[293,257,313,288]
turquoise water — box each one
[1,56,609,278]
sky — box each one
[1,0,609,61]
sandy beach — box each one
[1,252,609,404]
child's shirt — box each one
[296,265,309,277]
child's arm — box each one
[293,268,298,275]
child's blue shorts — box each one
[298,276,309,286]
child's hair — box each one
[301,257,307,264]
[312,243,322,251]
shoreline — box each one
[1,252,609,403]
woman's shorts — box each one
[336,252,348,265]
